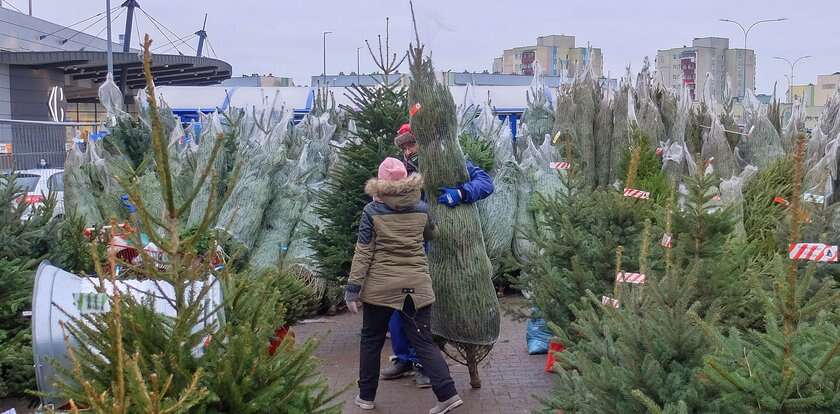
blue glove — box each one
[437,187,463,208]
[120,195,136,213]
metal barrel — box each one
[31,261,224,406]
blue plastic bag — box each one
[526,317,552,355]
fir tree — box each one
[540,273,730,414]
[0,173,60,397]
[306,19,407,283]
[701,134,840,413]
[52,35,339,414]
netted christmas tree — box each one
[50,36,339,414]
[306,19,407,293]
[407,7,499,387]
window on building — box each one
[823,83,836,90]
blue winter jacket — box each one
[460,160,495,203]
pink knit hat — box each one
[378,157,407,181]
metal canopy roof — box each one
[0,51,231,101]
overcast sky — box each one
[19,0,840,94]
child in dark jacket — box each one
[345,157,463,414]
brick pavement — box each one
[294,296,554,414]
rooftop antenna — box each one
[195,13,208,57]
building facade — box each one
[493,35,603,78]
[815,73,840,107]
[0,6,231,169]
[655,37,755,102]
[789,84,816,106]
[223,74,295,87]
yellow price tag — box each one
[552,131,562,144]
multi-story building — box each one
[815,72,840,106]
[492,35,603,78]
[655,37,755,102]
[789,84,816,106]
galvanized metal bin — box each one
[31,261,224,407]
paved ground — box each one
[295,296,554,414]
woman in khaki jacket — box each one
[345,157,463,414]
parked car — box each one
[1,168,65,220]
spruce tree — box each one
[52,35,339,414]
[701,134,840,413]
[306,19,407,284]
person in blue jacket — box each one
[382,123,494,388]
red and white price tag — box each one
[616,272,646,284]
[788,243,838,263]
[660,233,673,248]
[623,188,650,200]
[601,296,619,308]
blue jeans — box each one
[389,311,419,364]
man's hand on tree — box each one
[437,187,463,208]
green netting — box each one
[409,46,499,346]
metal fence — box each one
[0,119,101,171]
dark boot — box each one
[380,358,413,380]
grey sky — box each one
[19,0,840,94]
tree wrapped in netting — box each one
[407,15,499,387]
[634,57,667,146]
[570,62,598,187]
[283,110,338,282]
[215,107,290,250]
[608,72,632,186]
[699,75,738,179]
[661,86,697,182]
[803,87,840,203]
[475,100,519,272]
[782,96,806,154]
[551,84,576,165]
[737,91,785,170]
[593,86,614,187]
[520,63,555,146]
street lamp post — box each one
[357,46,361,85]
[773,55,812,103]
[322,31,332,86]
[719,17,787,100]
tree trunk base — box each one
[467,348,481,388]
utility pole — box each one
[195,13,208,57]
[322,31,332,86]
[28,0,31,15]
[773,55,812,103]
[356,46,361,85]
[719,17,787,100]
[118,0,139,97]
[106,0,113,77]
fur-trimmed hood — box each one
[364,174,423,210]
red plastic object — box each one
[397,123,412,135]
[544,340,564,373]
[268,325,295,356]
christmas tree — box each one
[0,173,59,397]
[51,35,339,414]
[701,134,840,413]
[407,5,499,387]
[306,19,407,285]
